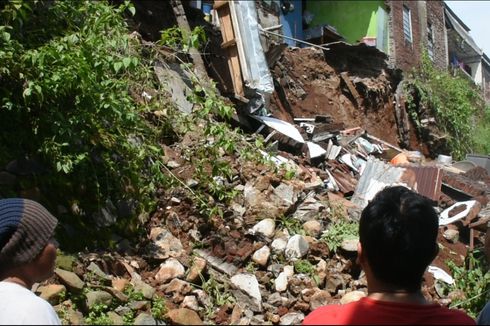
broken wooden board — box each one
[214,0,244,97]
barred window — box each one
[427,23,434,60]
[403,5,412,43]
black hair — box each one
[359,186,439,292]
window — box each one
[403,5,412,43]
[427,23,434,60]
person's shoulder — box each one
[303,303,345,325]
[434,305,476,325]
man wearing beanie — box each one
[0,198,60,325]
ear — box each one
[356,241,363,265]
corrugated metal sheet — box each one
[404,165,442,202]
[351,157,407,209]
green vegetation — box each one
[0,0,267,249]
[446,250,490,319]
[472,106,490,154]
[150,295,167,320]
[84,303,112,325]
[321,220,358,252]
[277,215,304,236]
[404,51,486,159]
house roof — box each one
[444,2,482,57]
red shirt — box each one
[303,297,475,325]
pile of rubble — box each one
[32,3,490,324]
[40,109,489,324]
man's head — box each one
[0,198,58,282]
[358,186,439,292]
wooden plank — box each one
[340,72,362,108]
[228,46,244,96]
[215,1,244,96]
[228,0,249,81]
[213,0,228,10]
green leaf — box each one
[113,62,123,73]
[122,57,131,68]
[128,5,135,16]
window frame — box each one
[403,5,413,44]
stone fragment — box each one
[87,262,111,281]
[273,183,297,205]
[230,304,244,324]
[147,227,184,260]
[128,301,150,310]
[231,273,262,311]
[107,311,124,325]
[186,256,207,282]
[55,268,85,291]
[285,235,309,259]
[302,220,322,237]
[267,292,288,307]
[443,229,459,243]
[112,277,129,292]
[85,291,113,309]
[252,246,271,267]
[167,308,203,325]
[280,312,305,325]
[164,279,192,295]
[310,290,332,310]
[251,218,276,238]
[134,312,157,325]
[275,272,289,292]
[271,237,288,253]
[155,258,185,283]
[103,286,128,302]
[192,289,211,307]
[38,284,66,305]
[132,279,156,300]
[181,295,199,311]
[340,238,359,253]
[194,249,238,276]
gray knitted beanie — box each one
[0,198,58,267]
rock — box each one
[167,160,181,168]
[267,263,284,276]
[252,246,271,266]
[302,220,322,237]
[55,253,76,271]
[194,249,238,276]
[267,292,288,306]
[87,262,111,281]
[271,237,288,254]
[310,290,332,310]
[325,274,345,294]
[230,304,244,324]
[108,311,124,325]
[293,197,325,222]
[340,238,359,253]
[340,290,366,304]
[155,258,185,283]
[128,301,150,310]
[112,277,129,292]
[132,279,156,300]
[283,265,294,277]
[181,295,199,311]
[85,291,113,309]
[93,200,118,227]
[164,279,192,295]
[443,229,459,243]
[192,289,211,307]
[147,227,184,260]
[280,312,304,325]
[186,257,207,282]
[231,273,262,311]
[103,286,128,303]
[167,308,203,325]
[134,312,157,325]
[285,235,309,259]
[251,218,276,238]
[38,284,66,305]
[54,304,84,325]
[55,268,85,291]
[186,179,199,188]
[273,183,297,205]
[275,272,289,292]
